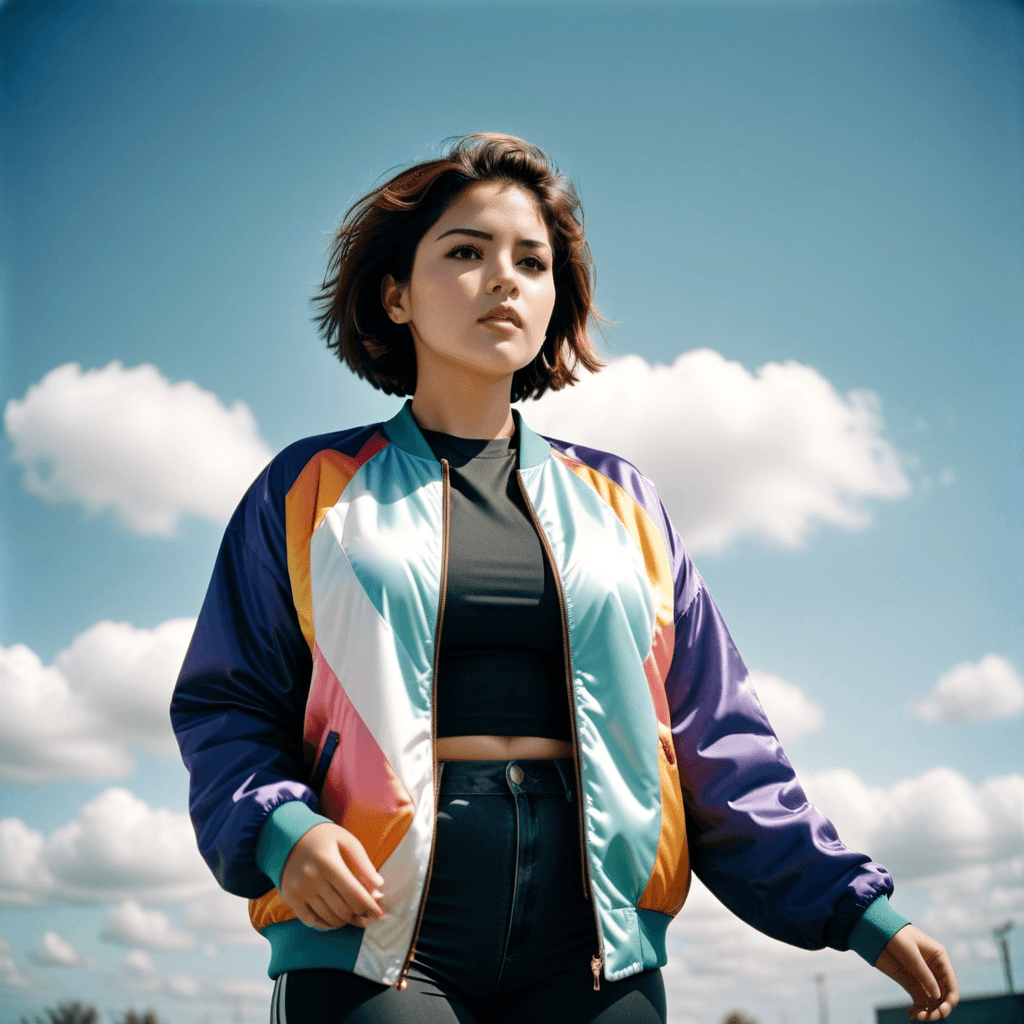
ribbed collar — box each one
[382,398,552,470]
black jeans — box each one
[271,759,666,1024]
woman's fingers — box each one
[278,821,385,929]
[336,829,385,896]
[921,947,959,1019]
[296,895,340,931]
[326,829,385,918]
[874,926,959,1021]
[322,861,383,920]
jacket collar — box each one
[382,398,551,470]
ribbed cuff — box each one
[848,895,911,965]
[255,801,333,889]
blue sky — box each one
[1,0,1022,1022]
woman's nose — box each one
[486,256,517,295]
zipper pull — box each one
[590,953,603,991]
[395,957,413,991]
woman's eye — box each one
[521,256,548,272]
[448,245,480,260]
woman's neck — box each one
[410,381,515,440]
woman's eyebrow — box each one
[435,227,550,250]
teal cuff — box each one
[255,801,333,890]
[848,895,911,965]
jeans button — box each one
[508,764,524,785]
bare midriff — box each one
[436,735,573,761]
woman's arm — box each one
[655,489,960,1008]
[171,499,323,898]
[654,491,894,949]
[171,452,389,926]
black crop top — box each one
[419,421,570,740]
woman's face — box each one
[383,181,557,391]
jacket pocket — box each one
[309,730,340,795]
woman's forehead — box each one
[434,181,550,239]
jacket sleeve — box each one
[656,495,895,951]
[170,468,320,899]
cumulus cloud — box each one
[664,773,1024,1024]
[664,876,885,1024]
[27,931,88,968]
[184,890,264,947]
[0,818,54,905]
[43,788,212,902]
[910,858,1024,972]
[0,789,211,906]
[909,654,1024,724]
[0,952,34,989]
[102,901,198,951]
[122,949,156,975]
[0,618,194,783]
[803,767,1024,881]
[163,973,200,999]
[56,618,195,756]
[216,977,275,1001]
[4,360,273,535]
[749,670,825,742]
[523,350,909,553]
[0,644,130,783]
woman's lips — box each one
[479,304,523,327]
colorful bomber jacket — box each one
[171,398,900,987]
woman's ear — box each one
[381,274,409,324]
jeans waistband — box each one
[437,758,575,800]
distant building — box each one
[876,993,1024,1024]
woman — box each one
[171,133,959,1024]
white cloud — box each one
[0,953,34,989]
[749,670,825,741]
[664,876,889,1024]
[122,949,156,975]
[27,931,87,967]
[56,618,195,756]
[0,818,54,905]
[0,618,195,783]
[4,360,273,535]
[803,767,1024,881]
[523,350,909,553]
[914,857,1024,945]
[217,977,275,1001]
[1,789,212,906]
[0,644,131,783]
[163,973,200,999]
[184,889,264,947]
[662,786,1024,1024]
[43,788,212,902]
[909,654,1024,723]
[102,900,198,951]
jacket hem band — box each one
[264,919,365,979]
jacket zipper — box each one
[516,470,606,991]
[396,457,451,990]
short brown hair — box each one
[312,133,608,402]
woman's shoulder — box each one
[539,431,663,512]
[257,421,387,497]
[224,421,386,543]
[535,427,701,608]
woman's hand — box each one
[874,925,959,1021]
[278,822,385,930]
